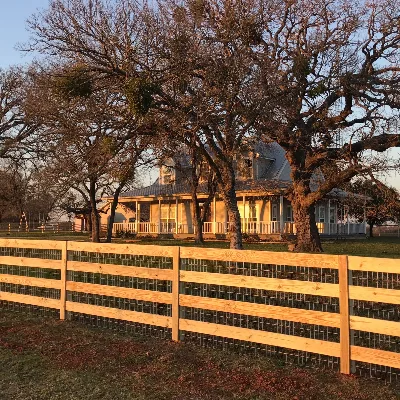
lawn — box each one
[122,237,400,258]
[0,231,400,258]
[0,310,399,400]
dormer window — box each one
[161,166,174,185]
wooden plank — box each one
[0,239,63,250]
[68,261,173,281]
[0,274,61,289]
[180,319,340,357]
[348,256,400,274]
[0,256,62,270]
[0,291,60,309]
[179,295,341,327]
[351,345,400,369]
[180,247,339,269]
[172,246,180,341]
[180,270,339,297]
[65,301,172,328]
[66,281,172,304]
[60,241,67,320]
[350,316,400,336]
[67,241,174,257]
[349,286,400,305]
[338,255,350,374]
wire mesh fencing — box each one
[0,240,399,386]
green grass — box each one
[118,237,400,258]
[0,310,398,400]
[1,231,400,257]
[0,231,89,241]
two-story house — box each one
[102,142,366,237]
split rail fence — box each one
[0,239,399,381]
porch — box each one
[110,194,367,237]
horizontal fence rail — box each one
[0,239,399,382]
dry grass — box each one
[0,310,399,400]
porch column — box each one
[213,197,217,234]
[166,202,169,232]
[136,201,140,233]
[328,200,331,235]
[225,204,229,233]
[242,195,246,233]
[279,195,284,233]
[347,205,350,235]
[158,199,161,234]
[176,198,179,234]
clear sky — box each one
[0,1,50,68]
[0,1,399,190]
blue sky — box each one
[0,1,49,68]
[0,1,399,190]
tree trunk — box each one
[89,180,100,242]
[222,185,243,250]
[192,190,204,244]
[86,214,92,233]
[106,184,124,243]
[292,199,322,252]
[369,222,374,238]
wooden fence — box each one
[0,239,399,376]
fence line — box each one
[0,239,399,379]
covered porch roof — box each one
[105,179,292,202]
[103,179,362,203]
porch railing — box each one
[112,221,366,236]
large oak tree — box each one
[251,0,400,251]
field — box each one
[0,310,399,400]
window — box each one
[272,204,278,221]
[329,207,335,223]
[160,204,176,221]
[245,200,257,222]
[239,200,258,222]
[286,205,293,222]
[161,166,174,185]
[318,205,325,223]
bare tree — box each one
[251,0,400,251]
[25,66,152,242]
[344,179,400,237]
[26,0,268,249]
[0,160,65,225]
[0,67,38,158]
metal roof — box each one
[119,178,291,199]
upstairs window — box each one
[161,166,174,185]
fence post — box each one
[60,241,68,320]
[338,255,351,374]
[172,246,181,341]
